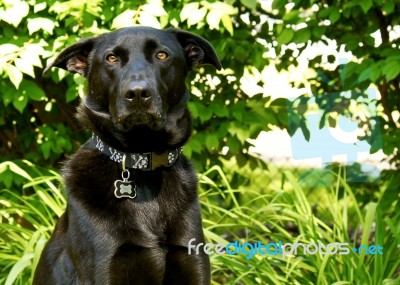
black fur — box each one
[33,26,221,285]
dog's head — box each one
[44,27,220,150]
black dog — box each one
[33,26,221,285]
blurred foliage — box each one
[0,0,275,172]
[1,0,399,173]
[269,0,400,168]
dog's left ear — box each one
[169,29,222,71]
[43,37,96,77]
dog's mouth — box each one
[84,99,164,132]
[115,112,164,132]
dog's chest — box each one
[64,149,196,244]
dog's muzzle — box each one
[113,81,165,131]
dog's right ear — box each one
[43,37,96,77]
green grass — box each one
[0,160,399,284]
[0,161,65,285]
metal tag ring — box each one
[122,169,130,180]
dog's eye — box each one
[106,54,118,63]
[156,51,168,60]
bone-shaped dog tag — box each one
[114,169,136,199]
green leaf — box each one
[190,137,203,153]
[319,7,332,18]
[221,14,234,35]
[359,0,372,13]
[0,170,13,189]
[300,120,310,141]
[240,0,257,10]
[2,86,18,107]
[188,102,199,118]
[5,253,34,285]
[12,93,28,113]
[296,103,307,115]
[327,115,336,128]
[40,141,52,159]
[272,0,286,10]
[7,161,33,181]
[183,144,192,157]
[276,29,294,45]
[205,134,219,151]
[227,136,241,153]
[313,26,326,38]
[370,132,382,154]
[357,62,381,83]
[217,121,229,136]
[22,81,45,101]
[369,65,381,82]
[358,68,372,83]
[329,7,340,23]
[213,103,229,118]
[383,61,400,81]
[283,10,300,24]
[293,28,310,44]
[383,2,395,14]
[66,87,77,103]
[199,105,213,122]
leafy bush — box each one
[2,0,397,170]
[0,0,278,171]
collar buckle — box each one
[150,151,169,170]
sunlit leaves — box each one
[180,2,199,22]
[5,65,23,89]
[0,42,45,88]
[0,0,29,27]
[49,0,103,20]
[27,18,55,35]
[112,2,167,29]
[180,2,237,35]
[14,58,35,78]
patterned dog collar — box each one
[88,134,182,171]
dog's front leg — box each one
[163,245,210,285]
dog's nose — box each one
[124,81,151,101]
